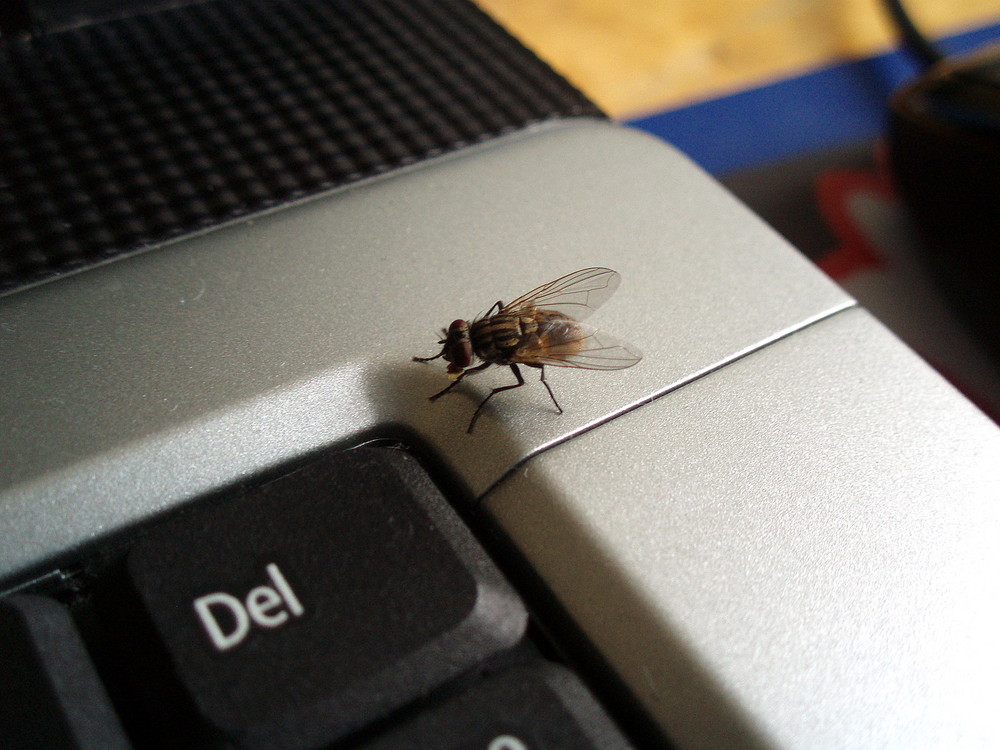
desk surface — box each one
[476,0,1000,117]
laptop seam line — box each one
[475,298,859,504]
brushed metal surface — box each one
[485,307,1000,750]
[0,119,850,579]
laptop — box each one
[3,1,999,748]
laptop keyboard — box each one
[0,447,636,749]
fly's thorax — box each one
[470,314,516,363]
[471,309,580,363]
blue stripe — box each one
[627,22,1000,174]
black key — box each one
[0,595,132,750]
[363,662,635,750]
[99,448,526,750]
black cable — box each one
[883,0,946,67]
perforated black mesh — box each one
[0,0,602,291]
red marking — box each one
[815,167,895,281]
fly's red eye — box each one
[451,339,473,368]
[441,320,472,368]
[444,332,472,369]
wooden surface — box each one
[476,0,1000,118]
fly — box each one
[413,267,642,433]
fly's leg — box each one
[468,363,526,434]
[528,364,563,414]
[412,350,444,363]
[429,361,491,401]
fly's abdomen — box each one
[532,310,576,343]
[519,311,586,360]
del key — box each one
[100,448,526,750]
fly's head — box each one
[440,319,473,378]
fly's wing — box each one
[501,267,620,322]
[511,319,642,370]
